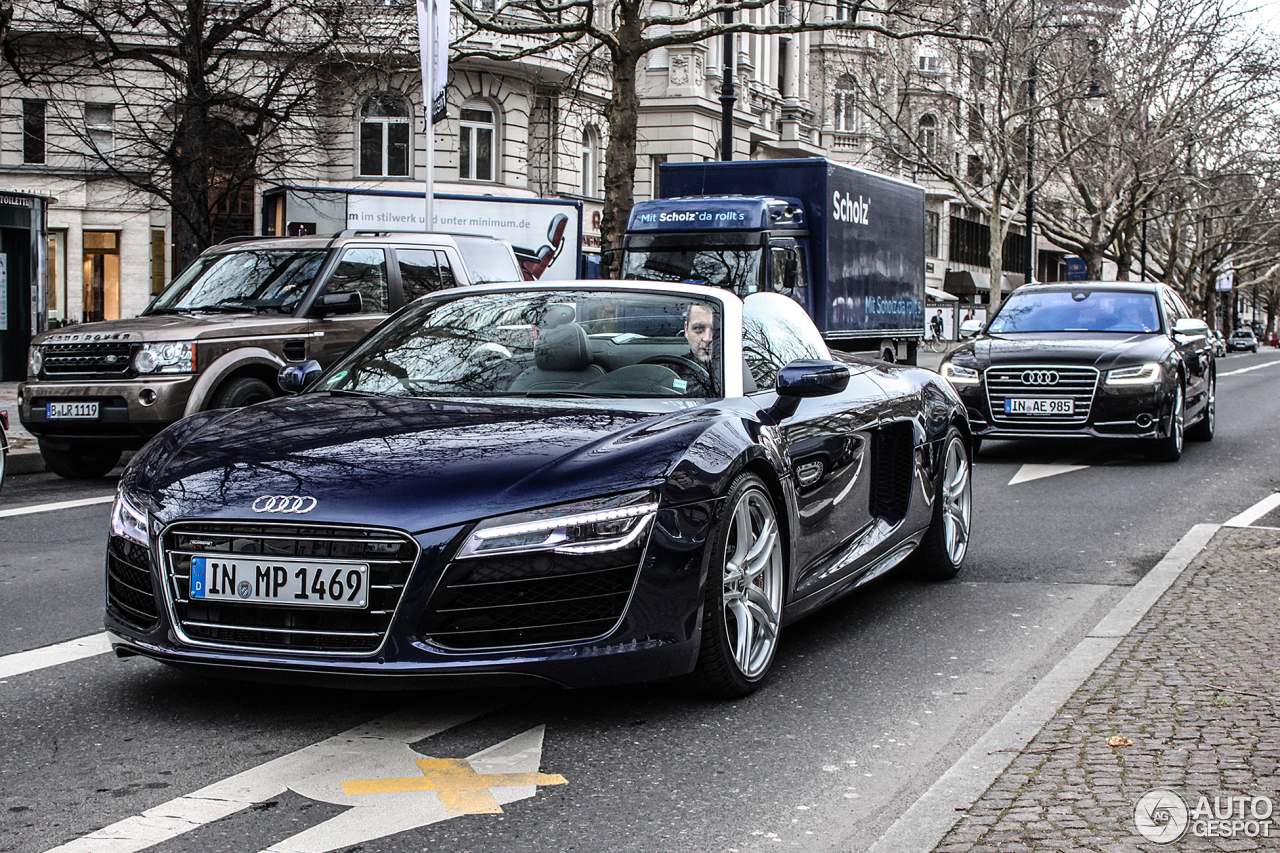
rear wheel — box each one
[39,440,122,479]
[688,473,785,698]
[211,377,274,410]
[1147,382,1184,461]
[909,428,972,581]
[1187,374,1215,442]
[0,447,7,492]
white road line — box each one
[1224,491,1280,528]
[0,633,113,680]
[1218,359,1280,378]
[1008,462,1090,485]
[0,494,114,519]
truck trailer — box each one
[621,158,925,362]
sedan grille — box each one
[986,365,1100,428]
[161,522,419,655]
[107,537,160,631]
[417,548,644,650]
[41,342,138,377]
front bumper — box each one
[20,376,197,446]
[954,378,1174,441]
[105,504,715,689]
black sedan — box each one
[105,282,972,697]
[941,281,1214,461]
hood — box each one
[954,333,1173,370]
[34,313,304,346]
[127,394,719,533]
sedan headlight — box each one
[458,490,659,559]
[1105,363,1162,385]
[110,489,150,547]
[134,342,195,374]
[29,346,43,376]
[941,363,981,385]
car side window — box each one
[742,292,830,391]
[1160,291,1183,329]
[324,248,388,313]
[397,248,457,302]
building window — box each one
[580,127,597,197]
[459,103,496,182]
[46,231,68,325]
[966,155,984,187]
[925,211,940,258]
[23,100,46,164]
[649,154,667,199]
[83,230,121,323]
[968,105,983,142]
[969,52,987,90]
[359,93,411,177]
[151,229,167,294]
[918,49,939,74]
[918,114,938,156]
[835,0,855,21]
[834,75,857,132]
[85,103,115,157]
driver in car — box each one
[670,303,720,396]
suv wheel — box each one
[39,440,123,479]
[212,377,275,410]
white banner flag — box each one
[416,0,448,124]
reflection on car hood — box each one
[130,395,715,532]
[964,333,1172,369]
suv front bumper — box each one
[20,376,198,447]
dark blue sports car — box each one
[106,282,973,696]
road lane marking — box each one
[0,633,112,680]
[1218,359,1280,377]
[0,495,114,519]
[1224,491,1280,528]
[1009,462,1090,484]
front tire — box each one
[211,377,274,410]
[688,473,785,698]
[39,440,122,479]
[909,428,972,581]
[1147,382,1184,461]
[1187,374,1215,442]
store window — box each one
[459,102,496,182]
[83,231,120,322]
[46,231,68,326]
[359,93,411,178]
[23,100,46,164]
[151,229,167,294]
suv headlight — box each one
[941,363,981,385]
[28,346,43,376]
[134,342,195,374]
[1105,363,1162,385]
[458,490,659,559]
[110,489,150,547]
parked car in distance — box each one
[1227,329,1259,353]
[940,281,1214,462]
[105,281,973,697]
[20,230,519,479]
[1210,330,1226,357]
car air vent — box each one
[869,421,914,523]
[107,536,160,631]
[282,339,306,362]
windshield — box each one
[622,244,764,297]
[1231,330,1253,338]
[453,237,522,283]
[319,289,724,399]
[149,248,327,314]
[987,290,1161,334]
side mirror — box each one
[1172,318,1208,336]
[768,359,851,421]
[959,319,983,338]
[278,359,323,394]
[313,291,362,316]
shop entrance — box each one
[0,192,48,381]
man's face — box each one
[685,304,715,364]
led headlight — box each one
[28,346,43,376]
[458,490,659,559]
[134,342,195,374]
[941,363,981,385]
[110,489,150,547]
[1105,363,1162,385]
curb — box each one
[6,448,46,476]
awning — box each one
[943,269,1020,297]
[926,286,958,302]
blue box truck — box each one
[621,158,925,363]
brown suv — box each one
[19,230,519,478]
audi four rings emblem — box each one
[252,495,318,514]
[1022,370,1060,386]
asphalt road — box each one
[2,349,1279,853]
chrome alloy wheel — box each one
[940,436,972,565]
[721,487,784,680]
[1171,384,1184,454]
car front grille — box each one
[417,547,644,650]
[107,537,160,631]
[986,365,1100,428]
[41,342,138,377]
[869,422,914,523]
[161,522,419,655]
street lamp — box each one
[720,11,735,161]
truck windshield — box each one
[148,248,328,315]
[622,244,763,297]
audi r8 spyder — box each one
[940,281,1214,461]
[106,281,972,697]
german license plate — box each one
[46,401,99,419]
[1005,397,1074,415]
[189,556,368,608]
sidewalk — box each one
[919,518,1280,852]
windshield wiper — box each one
[145,307,193,315]
[326,388,387,398]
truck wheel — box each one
[39,440,123,479]
[211,377,274,410]
[881,348,896,364]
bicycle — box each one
[925,328,947,353]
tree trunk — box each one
[987,212,1006,315]
[599,1,644,280]
[171,109,213,272]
